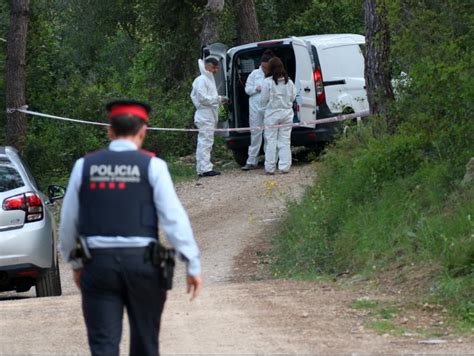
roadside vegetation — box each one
[272,1,474,324]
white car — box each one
[204,34,369,165]
[0,146,63,297]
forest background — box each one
[1,0,473,325]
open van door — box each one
[291,37,316,128]
[202,43,228,97]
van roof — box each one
[301,34,364,46]
[0,147,20,158]
[228,34,364,54]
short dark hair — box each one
[205,57,219,66]
[261,49,275,63]
[110,115,145,136]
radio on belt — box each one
[146,242,176,290]
[70,236,92,263]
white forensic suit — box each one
[260,76,297,173]
[191,59,221,175]
[244,66,266,166]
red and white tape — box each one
[7,106,370,133]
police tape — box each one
[6,105,370,133]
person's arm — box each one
[149,158,202,300]
[260,79,271,110]
[58,159,84,273]
[190,79,201,109]
[289,80,297,102]
[149,158,201,276]
[245,70,258,96]
[195,77,220,106]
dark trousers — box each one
[80,248,167,356]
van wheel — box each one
[232,149,248,166]
[35,255,62,298]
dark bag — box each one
[146,242,175,290]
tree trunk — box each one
[235,0,260,44]
[364,0,395,130]
[200,0,225,48]
[5,0,30,152]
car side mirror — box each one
[48,185,66,203]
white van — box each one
[203,34,368,165]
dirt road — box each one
[1,164,473,354]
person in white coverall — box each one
[260,57,297,174]
[191,57,225,177]
[241,50,274,170]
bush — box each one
[273,122,473,314]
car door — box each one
[291,37,317,128]
[202,42,228,97]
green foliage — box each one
[367,320,395,333]
[256,0,364,38]
[350,298,379,309]
[167,161,196,183]
[0,0,206,185]
[272,0,474,320]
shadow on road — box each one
[0,291,33,301]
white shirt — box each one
[59,139,201,276]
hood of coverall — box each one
[198,59,217,84]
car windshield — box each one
[0,159,24,192]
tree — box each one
[235,0,260,44]
[200,0,225,47]
[5,0,30,151]
[364,0,395,129]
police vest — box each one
[78,149,158,239]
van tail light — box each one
[314,68,326,106]
[3,193,44,223]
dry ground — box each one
[1,163,473,354]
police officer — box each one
[59,100,202,356]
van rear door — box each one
[291,37,316,128]
[202,43,228,97]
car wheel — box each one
[35,255,62,297]
[232,149,248,166]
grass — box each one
[378,307,400,320]
[168,161,196,183]
[368,320,396,333]
[271,119,474,324]
[350,298,379,309]
[348,298,432,336]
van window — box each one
[0,159,24,192]
[214,57,227,96]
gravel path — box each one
[1,163,473,354]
